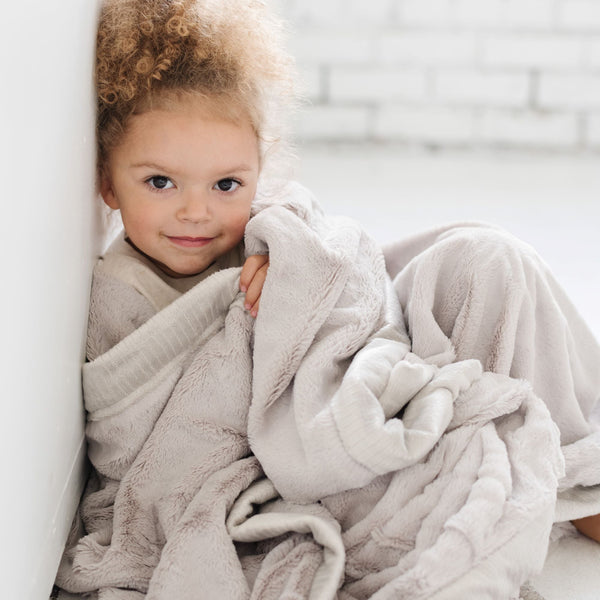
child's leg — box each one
[572,515,600,542]
[385,223,600,539]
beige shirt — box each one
[97,232,244,312]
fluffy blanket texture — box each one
[56,183,600,599]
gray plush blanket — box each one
[57,183,600,599]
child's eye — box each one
[214,178,241,193]
[146,176,175,190]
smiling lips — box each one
[167,235,214,248]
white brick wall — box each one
[539,74,600,108]
[500,0,555,29]
[587,113,600,145]
[481,110,579,147]
[375,106,477,143]
[482,35,583,68]
[559,1,600,29]
[400,0,453,25]
[434,70,529,107]
[330,67,427,102]
[273,0,600,152]
[454,0,504,27]
[289,33,375,64]
[380,32,477,65]
[294,105,371,140]
[589,40,600,67]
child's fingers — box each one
[240,254,269,292]
[249,297,260,319]
[243,262,268,310]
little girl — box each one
[91,0,295,333]
[56,0,600,597]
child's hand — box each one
[240,254,269,318]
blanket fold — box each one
[57,182,599,599]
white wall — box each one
[0,1,101,598]
[276,0,600,151]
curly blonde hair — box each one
[96,0,295,172]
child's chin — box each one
[168,262,212,278]
[151,257,206,279]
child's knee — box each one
[395,223,549,370]
[438,224,540,281]
[427,224,543,313]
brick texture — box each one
[274,0,600,151]
[586,113,600,146]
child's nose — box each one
[177,189,211,222]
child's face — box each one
[100,98,260,278]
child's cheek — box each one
[233,212,252,236]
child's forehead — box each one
[109,96,261,173]
[103,90,263,170]
[126,105,255,142]
[136,90,254,128]
[122,104,257,151]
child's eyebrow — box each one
[130,161,256,175]
[130,161,173,171]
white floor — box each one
[296,144,600,600]
[532,532,600,600]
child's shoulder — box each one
[87,233,168,359]
[97,233,182,311]
[87,266,156,361]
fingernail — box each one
[245,302,251,310]
[240,285,247,292]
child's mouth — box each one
[167,236,214,248]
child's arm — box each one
[240,254,269,318]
